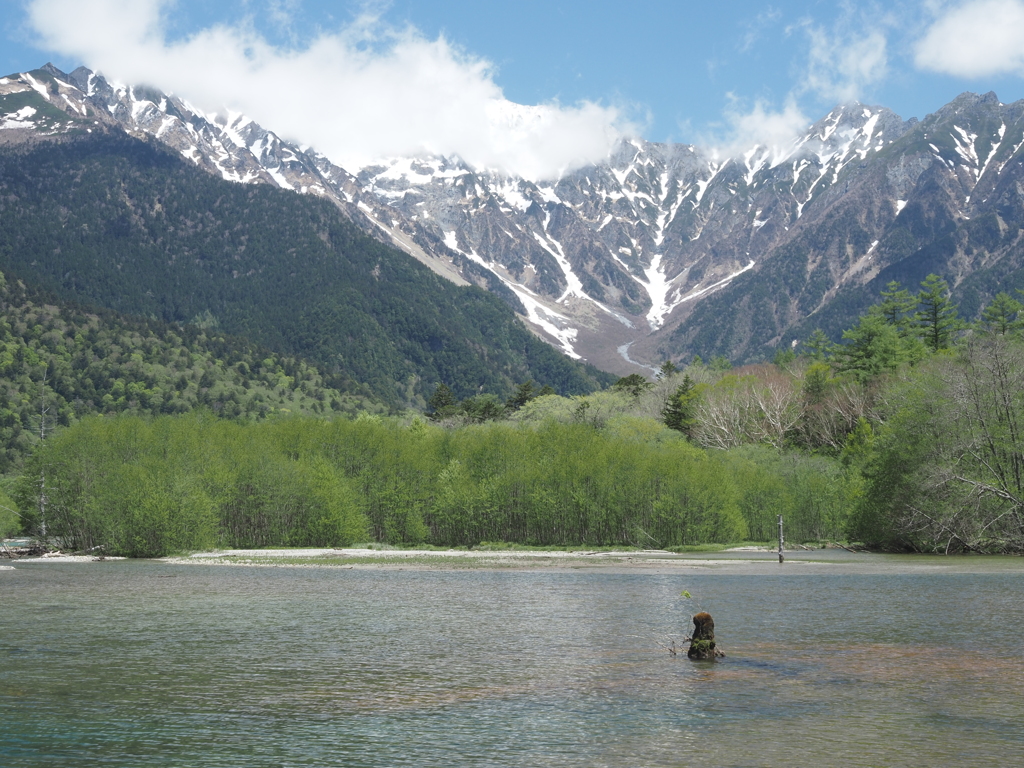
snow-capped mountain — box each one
[4,64,1023,372]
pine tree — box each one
[773,346,797,367]
[505,380,537,411]
[980,292,1023,335]
[427,383,457,420]
[656,360,679,379]
[612,373,653,399]
[879,280,917,336]
[916,274,959,352]
[662,375,700,439]
[801,329,835,361]
[835,308,907,380]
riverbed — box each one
[2,552,1022,766]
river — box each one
[2,552,1023,766]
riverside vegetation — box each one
[3,276,1023,556]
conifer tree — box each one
[916,274,959,352]
[505,380,537,411]
[980,292,1023,335]
[662,375,700,439]
[835,308,907,380]
[656,360,679,379]
[612,373,653,399]
[879,280,917,336]
[802,329,835,361]
[773,346,797,367]
[427,383,457,420]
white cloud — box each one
[706,96,810,160]
[25,0,631,179]
[700,11,890,159]
[739,7,783,54]
[265,0,301,41]
[793,19,889,104]
[914,0,1024,77]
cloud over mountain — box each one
[25,0,631,179]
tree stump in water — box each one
[688,612,724,659]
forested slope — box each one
[0,271,378,472]
[0,131,613,407]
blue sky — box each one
[6,1,1024,177]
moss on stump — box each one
[688,611,725,659]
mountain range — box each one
[3,64,1024,377]
[0,66,614,409]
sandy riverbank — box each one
[157,547,1024,575]
[5,544,779,569]
[161,547,788,570]
[9,545,1017,574]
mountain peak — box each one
[4,68,1021,373]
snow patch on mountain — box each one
[0,105,39,129]
[677,261,756,305]
[13,66,1018,373]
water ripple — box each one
[2,562,1023,766]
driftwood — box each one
[1,544,50,558]
[687,612,725,659]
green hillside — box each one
[0,131,614,407]
[0,272,379,472]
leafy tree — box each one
[10,400,874,553]
[839,417,874,470]
[721,447,793,541]
[0,486,21,537]
[651,457,748,546]
[851,335,1024,551]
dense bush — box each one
[14,414,367,556]
[849,334,1024,552]
[13,411,859,555]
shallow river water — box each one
[2,552,1023,767]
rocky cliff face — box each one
[4,65,1022,373]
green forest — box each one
[0,271,382,473]
[0,131,613,408]
[4,274,1021,557]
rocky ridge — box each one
[3,65,1023,372]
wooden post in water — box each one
[778,515,784,563]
